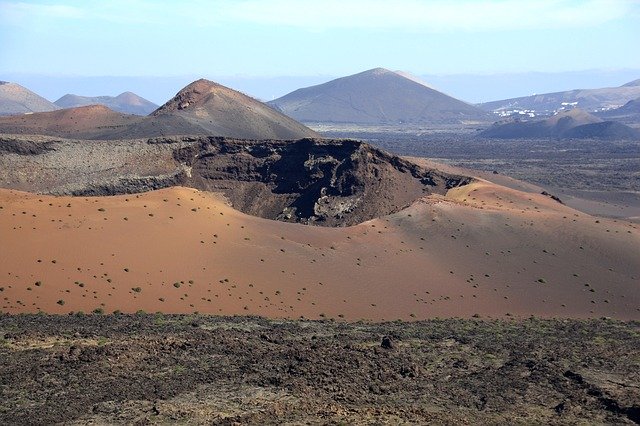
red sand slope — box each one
[1,182,638,320]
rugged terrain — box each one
[0,314,638,425]
[269,68,490,125]
[54,92,158,116]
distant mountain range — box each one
[269,68,491,125]
[0,79,318,140]
[2,71,639,139]
[479,108,639,140]
[478,79,640,117]
[0,82,59,116]
[54,92,158,115]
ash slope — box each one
[0,81,59,116]
[269,68,490,125]
[479,108,639,140]
[54,92,158,116]
[0,135,469,227]
[0,80,318,140]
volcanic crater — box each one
[174,137,472,226]
[0,135,473,226]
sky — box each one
[1,0,639,103]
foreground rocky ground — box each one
[1,315,638,424]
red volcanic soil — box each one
[1,182,638,320]
[0,105,141,138]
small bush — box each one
[57,299,65,306]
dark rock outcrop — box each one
[173,137,472,226]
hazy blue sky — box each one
[1,0,639,102]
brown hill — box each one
[0,135,638,320]
[0,80,318,140]
[0,81,59,116]
[150,79,318,139]
[0,105,142,138]
[54,92,158,115]
[269,68,490,125]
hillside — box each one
[0,82,59,116]
[0,79,319,140]
[596,98,640,124]
[151,79,319,139]
[479,79,640,116]
[269,68,490,125]
[0,105,141,138]
[54,92,158,115]
[479,108,639,139]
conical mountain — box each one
[0,81,59,116]
[54,92,158,115]
[269,68,490,125]
[151,79,318,139]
